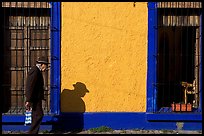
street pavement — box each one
[2,130,202,134]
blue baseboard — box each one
[2,125,53,132]
[2,112,202,131]
[53,112,202,131]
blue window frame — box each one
[146,2,202,121]
[2,2,61,123]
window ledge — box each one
[146,112,202,121]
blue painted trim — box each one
[50,2,61,115]
[39,112,202,130]
[2,125,53,132]
[146,113,202,121]
[2,115,58,123]
[147,2,157,113]
[49,112,202,131]
[2,112,202,131]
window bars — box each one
[155,2,202,112]
[2,2,51,115]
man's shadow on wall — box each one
[54,82,89,133]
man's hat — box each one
[36,56,50,64]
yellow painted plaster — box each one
[61,2,148,112]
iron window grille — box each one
[2,2,51,115]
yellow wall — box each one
[61,2,148,112]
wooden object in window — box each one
[181,81,195,104]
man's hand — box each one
[25,102,32,111]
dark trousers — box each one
[28,100,44,134]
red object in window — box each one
[171,103,192,112]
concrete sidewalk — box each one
[2,130,202,134]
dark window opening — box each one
[157,26,198,108]
[156,2,201,112]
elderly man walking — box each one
[25,56,49,134]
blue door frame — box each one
[2,2,61,123]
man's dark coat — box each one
[25,65,45,134]
[26,65,45,102]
